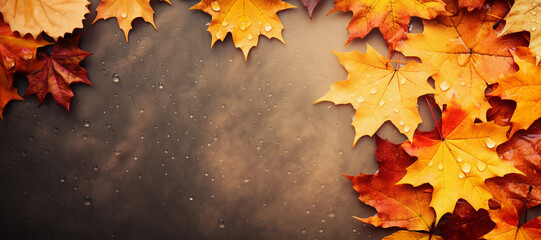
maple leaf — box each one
[486,118,541,213]
[93,0,172,41]
[329,0,449,52]
[487,47,541,135]
[458,0,485,11]
[397,0,528,121]
[301,0,320,17]
[316,45,434,144]
[0,0,90,40]
[498,0,541,57]
[398,99,522,222]
[190,0,295,60]
[382,230,443,240]
[0,19,49,118]
[346,136,435,231]
[439,199,495,240]
[483,200,541,239]
[24,35,91,111]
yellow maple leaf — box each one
[397,0,528,121]
[190,0,295,60]
[398,100,522,223]
[499,0,541,57]
[0,0,90,40]
[383,230,443,240]
[93,0,171,41]
[316,45,434,144]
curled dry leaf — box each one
[93,0,172,41]
[329,0,449,52]
[0,0,90,40]
[346,136,435,231]
[190,0,295,60]
[316,45,434,144]
[397,0,528,121]
[398,99,521,223]
[25,36,91,111]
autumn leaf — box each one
[316,45,434,143]
[398,99,522,222]
[329,0,449,52]
[487,47,541,135]
[498,0,541,57]
[457,0,485,11]
[346,136,435,231]
[24,35,91,111]
[93,0,172,41]
[397,0,528,121]
[486,96,516,127]
[0,19,49,118]
[486,118,541,213]
[483,200,541,239]
[382,230,443,240]
[0,0,90,40]
[190,0,295,60]
[300,0,320,17]
[439,199,495,240]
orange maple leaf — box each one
[316,45,434,143]
[190,0,295,60]
[0,20,49,118]
[398,99,521,223]
[457,0,485,11]
[498,0,541,57]
[483,200,541,240]
[329,0,449,52]
[93,0,171,41]
[397,0,528,121]
[487,47,541,135]
[382,230,443,240]
[0,0,90,40]
[346,136,435,231]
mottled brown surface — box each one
[0,0,432,239]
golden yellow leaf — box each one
[0,0,90,40]
[190,0,295,60]
[93,0,171,41]
[398,100,522,223]
[316,45,434,144]
[397,0,528,121]
[499,0,541,57]
[383,230,443,240]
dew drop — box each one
[399,120,405,126]
[357,95,365,103]
[459,81,466,86]
[211,1,221,11]
[3,56,14,69]
[439,81,450,91]
[456,156,463,162]
[121,12,127,18]
[216,29,224,39]
[369,87,378,94]
[379,100,385,107]
[486,138,496,148]
[112,73,120,83]
[532,25,537,31]
[532,11,537,15]
[462,162,472,173]
[400,78,406,85]
[393,108,399,113]
[477,161,487,172]
[437,162,443,170]
[247,33,253,40]
[21,48,33,60]
[428,160,434,166]
[218,218,225,228]
[188,194,194,201]
[83,195,92,206]
[458,172,465,179]
[83,120,90,128]
[264,22,272,32]
[222,20,228,27]
[240,20,252,30]
[403,125,410,133]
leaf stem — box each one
[424,96,443,139]
[493,7,510,29]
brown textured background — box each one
[0,0,434,239]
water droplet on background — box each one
[112,73,120,83]
[84,195,92,206]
